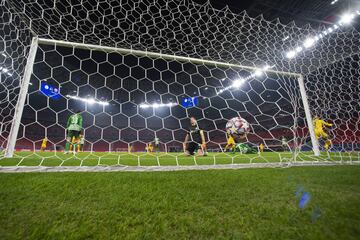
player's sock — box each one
[65,141,70,152]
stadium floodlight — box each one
[295,46,303,53]
[254,69,263,77]
[232,79,244,88]
[303,38,316,48]
[140,102,176,109]
[1,53,6,57]
[339,13,355,25]
[286,50,296,59]
[331,0,339,5]
[282,36,290,41]
[66,95,109,106]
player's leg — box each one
[65,131,73,154]
[201,143,208,156]
[320,131,331,150]
[320,131,332,151]
[77,140,81,152]
[186,142,197,156]
[72,132,80,154]
[324,140,332,151]
[314,129,321,140]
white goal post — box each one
[4,37,320,157]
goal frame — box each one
[4,37,320,157]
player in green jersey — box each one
[64,111,83,154]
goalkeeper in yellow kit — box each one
[313,116,333,151]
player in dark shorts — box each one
[183,117,207,156]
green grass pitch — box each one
[0,166,359,239]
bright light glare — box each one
[295,46,303,53]
[254,69,263,77]
[339,13,355,25]
[140,102,176,109]
[282,36,290,41]
[232,79,244,88]
[87,98,95,104]
[1,53,6,57]
[286,51,296,59]
[66,95,109,106]
[303,38,315,48]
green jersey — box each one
[236,143,256,154]
[67,113,83,131]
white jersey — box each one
[154,137,160,145]
[80,136,85,144]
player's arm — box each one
[200,130,206,148]
[322,120,332,127]
[79,115,83,129]
[183,133,189,152]
[66,116,71,129]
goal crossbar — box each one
[38,38,301,77]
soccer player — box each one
[154,137,160,152]
[40,137,47,151]
[64,110,83,154]
[259,143,264,153]
[146,143,153,153]
[77,133,85,152]
[224,133,236,152]
[236,142,257,154]
[281,136,287,151]
[183,117,207,156]
[313,116,333,151]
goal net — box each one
[0,0,359,170]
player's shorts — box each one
[41,144,46,148]
[227,137,235,146]
[187,142,200,155]
[67,130,81,139]
[315,129,328,139]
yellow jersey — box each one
[259,143,264,150]
[314,119,332,130]
[41,138,47,146]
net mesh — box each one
[0,0,359,169]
